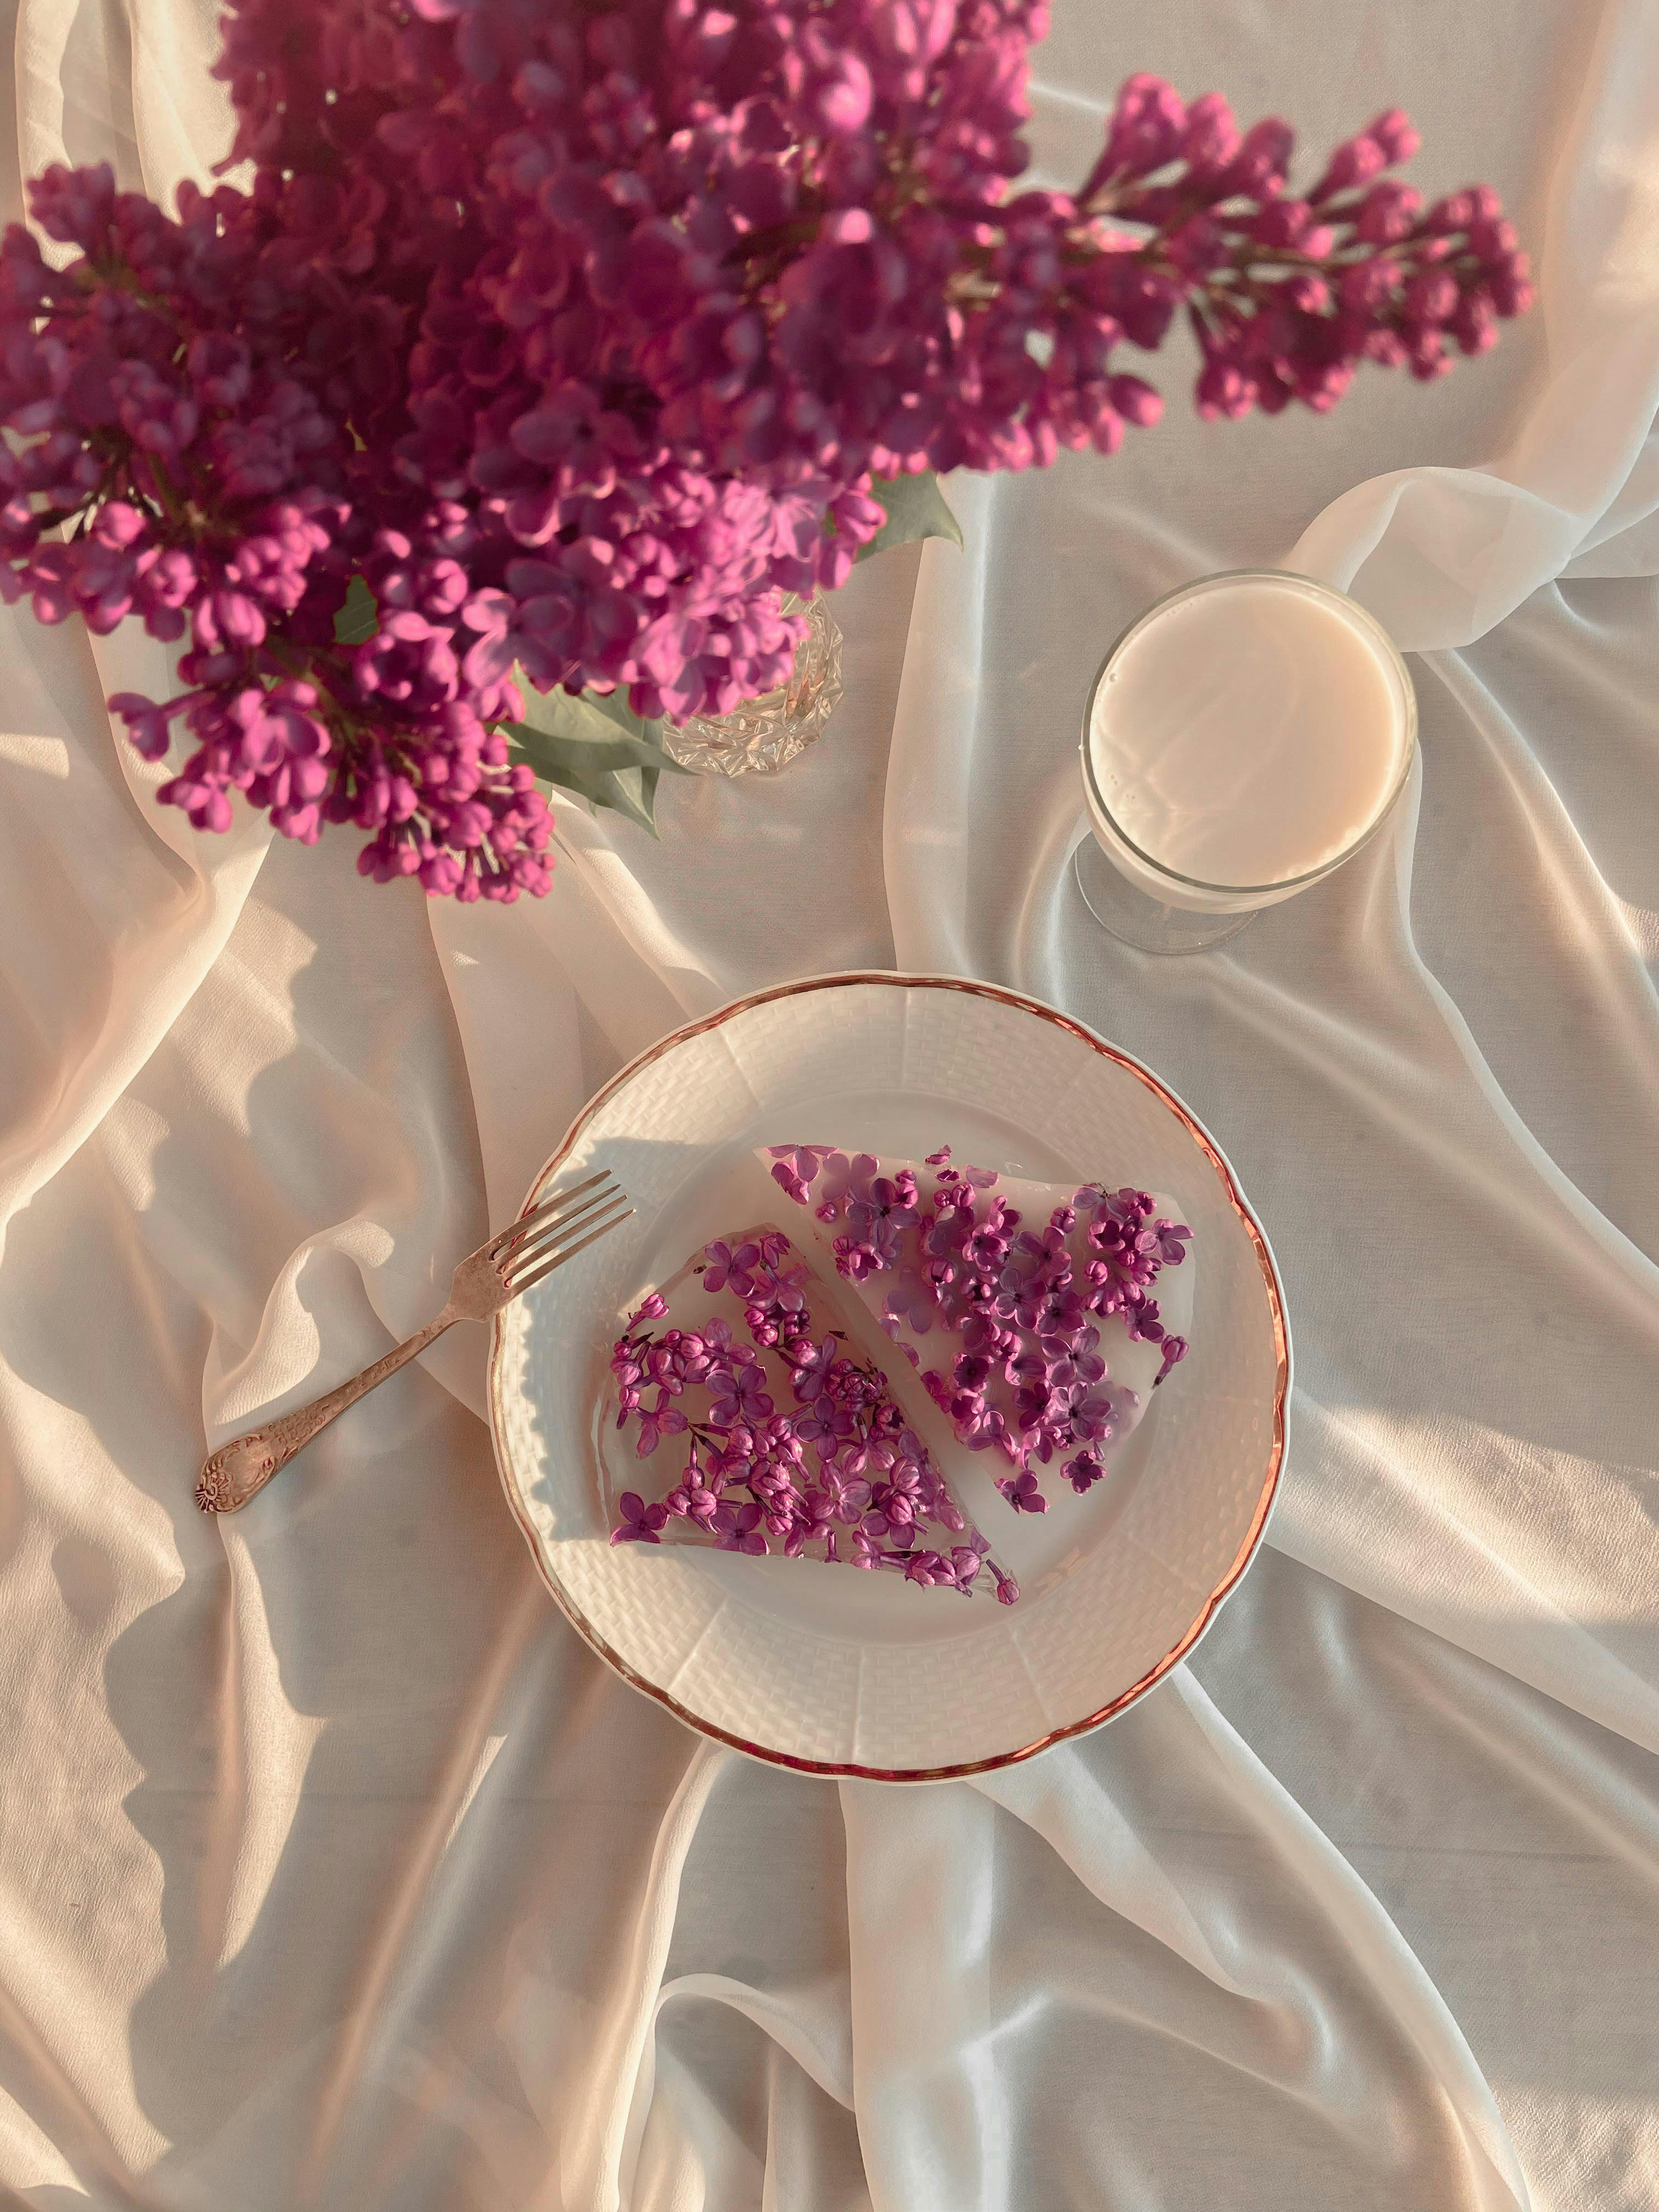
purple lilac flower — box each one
[793,1398,848,1454]
[794,1486,838,1542]
[768,1144,838,1204]
[861,1496,915,1547]
[633,1393,689,1458]
[749,1424,805,1493]
[664,1466,721,1528]
[613,1163,1189,1576]
[611,1344,646,1421]
[702,1432,757,1487]
[846,1154,1197,1513]
[667,1331,711,1387]
[788,1335,840,1402]
[952,1350,994,1395]
[0,23,1526,896]
[835,1425,879,1480]
[1015,1223,1071,1271]
[924,1203,972,1261]
[702,1241,760,1297]
[706,1358,775,1431]
[1044,1324,1107,1393]
[1103,1189,1155,1226]
[884,1268,938,1336]
[905,1550,957,1588]
[1063,1452,1104,1496]
[821,1468,873,1525]
[1127,1297,1164,1346]
[747,1259,808,1314]
[929,1490,967,1537]
[645,1341,686,1395]
[613,1227,1013,1593]
[770,1144,837,1180]
[1068,1389,1119,1447]
[712,1501,768,1555]
[758,1490,802,1542]
[611,1492,668,1545]
[1091,1218,1161,1291]
[845,1171,917,1250]
[1029,1284,1086,1338]
[746,1308,785,1351]
[884,1459,926,1515]
[1013,1381,1054,1431]
[1153,1220,1193,1266]
[965,1220,1011,1273]
[960,1311,1009,1358]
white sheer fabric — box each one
[0,1,1655,2206]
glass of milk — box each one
[1076,570,1417,954]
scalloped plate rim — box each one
[486,969,1292,1784]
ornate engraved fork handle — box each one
[195,1312,454,1514]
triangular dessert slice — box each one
[761,1146,1194,1514]
[604,1223,1018,1601]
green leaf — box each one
[856,470,964,563]
[509,682,668,772]
[333,573,379,644]
[325,593,684,832]
[639,759,663,827]
[577,687,661,743]
[504,676,684,836]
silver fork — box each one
[195,1170,631,1515]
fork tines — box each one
[493,1171,632,1297]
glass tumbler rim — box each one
[1078,567,1419,902]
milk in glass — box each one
[1082,572,1415,915]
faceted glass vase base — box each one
[662,596,844,778]
[1072,836,1256,955]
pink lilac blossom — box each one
[608,1231,1018,1602]
[771,1143,1192,1513]
[0,0,1530,894]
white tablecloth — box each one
[2,1,1656,2205]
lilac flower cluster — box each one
[608,1229,1017,1602]
[0,172,554,900]
[771,1146,1189,1514]
[0,0,1529,893]
[1082,89,1535,419]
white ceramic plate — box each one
[488,974,1289,1781]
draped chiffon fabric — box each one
[0,1,1655,2204]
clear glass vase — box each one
[662,595,844,777]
